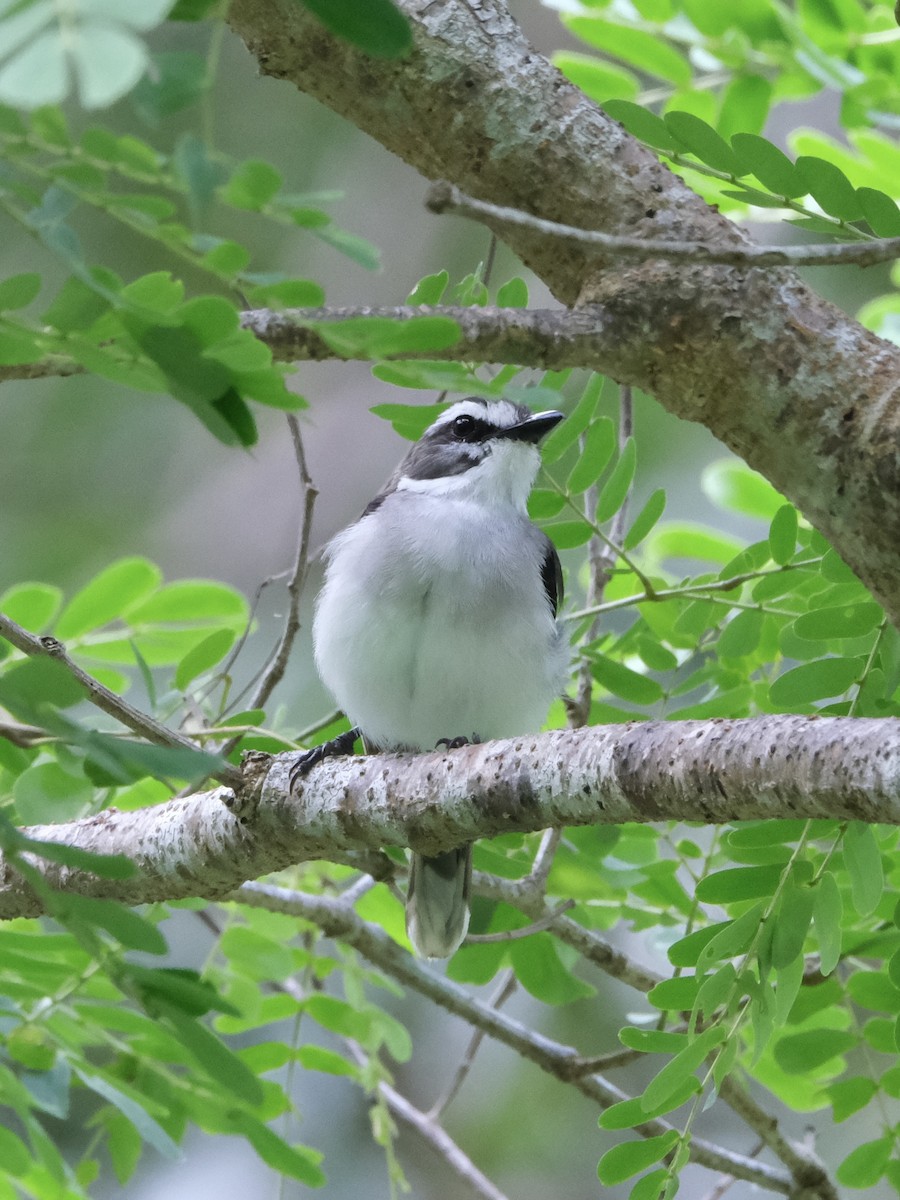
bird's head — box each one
[394,398,564,510]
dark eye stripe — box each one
[451,416,492,443]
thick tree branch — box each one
[226,0,900,630]
[2,716,899,919]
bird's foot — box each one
[435,734,481,750]
[289,726,360,793]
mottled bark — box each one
[1,715,897,919]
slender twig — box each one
[564,558,822,623]
[221,416,318,755]
[427,182,900,268]
[342,1041,512,1200]
[465,899,576,943]
[0,612,242,790]
[0,719,49,747]
[234,882,805,1197]
[698,1140,765,1200]
[569,385,634,727]
[427,970,518,1121]
[526,827,561,895]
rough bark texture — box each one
[227,0,900,626]
[2,715,898,919]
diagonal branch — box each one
[235,881,815,1198]
[2,716,900,918]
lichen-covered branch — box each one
[2,716,899,919]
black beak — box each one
[495,410,565,445]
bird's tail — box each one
[406,846,472,959]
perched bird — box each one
[303,397,568,958]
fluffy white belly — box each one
[313,497,566,751]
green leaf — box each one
[717,75,772,141]
[836,1137,892,1188]
[618,1028,692,1055]
[769,657,862,706]
[165,1006,264,1106]
[131,50,208,123]
[566,19,690,85]
[641,1025,726,1112]
[221,159,283,210]
[696,903,766,972]
[601,100,677,151]
[245,279,325,309]
[56,557,162,638]
[298,0,412,58]
[857,187,900,238]
[13,762,91,824]
[599,1078,699,1129]
[695,865,784,904]
[647,975,700,1011]
[811,872,843,975]
[540,375,603,465]
[0,658,85,722]
[591,656,663,705]
[545,520,594,549]
[0,273,41,311]
[232,1115,326,1186]
[825,1076,877,1123]
[553,52,639,103]
[702,459,786,520]
[406,270,448,305]
[127,580,247,625]
[509,934,595,1005]
[771,881,814,968]
[496,277,529,307]
[843,822,883,917]
[75,1071,181,1161]
[792,602,882,642]
[54,895,166,955]
[768,504,798,565]
[847,970,900,1014]
[296,1046,360,1079]
[124,965,238,1018]
[731,133,804,196]
[665,111,742,175]
[773,1028,856,1073]
[0,582,62,630]
[624,488,666,551]
[370,401,447,440]
[795,155,863,221]
[597,1132,680,1186]
[596,438,637,523]
[174,628,236,691]
[717,609,763,659]
[566,417,616,495]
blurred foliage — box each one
[0,0,898,1198]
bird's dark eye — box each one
[451,414,479,441]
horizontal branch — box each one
[2,716,899,919]
[428,182,900,269]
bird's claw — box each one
[289,727,360,793]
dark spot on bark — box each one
[842,407,856,423]
[645,208,656,218]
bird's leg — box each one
[289,726,361,792]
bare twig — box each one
[0,719,49,748]
[221,415,319,756]
[427,181,900,269]
[0,612,242,790]
[699,1140,765,1200]
[427,970,517,1120]
[342,1041,512,1200]
[248,415,318,711]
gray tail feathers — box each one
[406,845,472,959]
